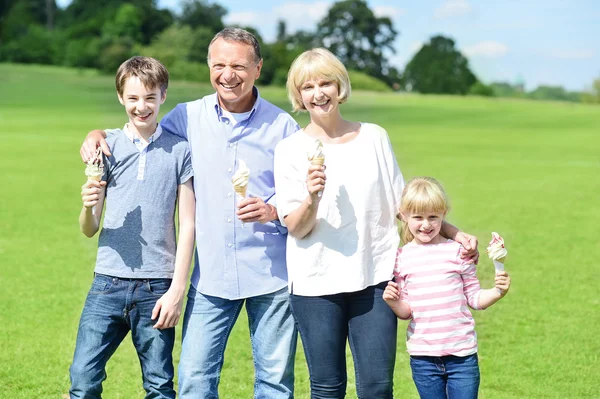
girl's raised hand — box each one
[495,271,511,296]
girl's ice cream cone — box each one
[487,232,508,293]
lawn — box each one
[0,63,598,398]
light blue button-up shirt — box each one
[160,88,300,299]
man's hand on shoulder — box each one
[455,231,479,264]
[80,129,110,162]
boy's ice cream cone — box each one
[232,160,250,200]
[84,147,104,215]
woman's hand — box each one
[306,163,326,199]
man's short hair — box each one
[115,56,169,96]
[286,48,351,112]
[207,27,262,65]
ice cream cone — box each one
[311,157,325,166]
[234,185,247,199]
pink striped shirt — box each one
[394,240,482,357]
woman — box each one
[273,48,477,399]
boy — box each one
[69,56,195,399]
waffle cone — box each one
[234,185,247,198]
[311,157,325,166]
[87,175,102,182]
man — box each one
[81,28,299,399]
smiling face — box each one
[402,210,446,245]
[208,38,262,113]
[118,76,165,138]
[300,78,340,118]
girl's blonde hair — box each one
[286,48,351,112]
[399,177,450,244]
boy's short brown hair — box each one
[115,56,169,96]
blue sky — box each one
[57,0,600,91]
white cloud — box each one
[434,0,473,19]
[272,1,332,31]
[462,41,508,58]
[373,6,407,19]
[550,49,595,60]
[225,11,262,27]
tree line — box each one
[1,0,598,103]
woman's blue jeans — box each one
[290,281,397,399]
[410,354,480,399]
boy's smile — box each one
[118,76,166,140]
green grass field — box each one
[0,63,598,398]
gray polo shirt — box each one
[94,127,193,279]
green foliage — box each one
[469,81,495,97]
[179,0,226,33]
[402,35,477,95]
[315,0,397,83]
[169,61,210,83]
[348,70,392,92]
[489,81,526,98]
[0,24,63,64]
[581,78,600,104]
[527,85,582,103]
[137,25,194,68]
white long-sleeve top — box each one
[274,123,405,296]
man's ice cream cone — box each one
[232,160,250,200]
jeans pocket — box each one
[146,279,172,296]
[89,275,114,295]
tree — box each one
[402,35,476,95]
[315,0,397,82]
[179,0,226,34]
[582,78,600,104]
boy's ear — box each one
[117,93,124,105]
[160,89,167,104]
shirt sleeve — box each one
[461,258,483,310]
[381,126,405,212]
[274,139,306,227]
[178,144,194,185]
[160,103,188,140]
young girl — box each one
[383,176,511,399]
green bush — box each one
[348,70,391,92]
[169,61,210,83]
[469,81,495,97]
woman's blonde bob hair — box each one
[399,177,450,244]
[286,48,351,112]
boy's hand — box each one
[151,288,184,329]
[81,180,106,208]
[237,197,277,224]
[383,281,400,301]
[81,130,110,162]
[455,231,479,264]
[495,271,511,297]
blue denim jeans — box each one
[69,274,176,399]
[410,354,480,399]
[178,286,297,399]
[290,281,398,399]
